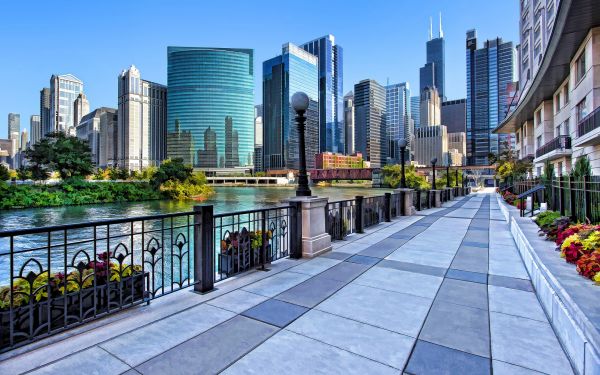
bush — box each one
[0,164,9,181]
[535,211,561,228]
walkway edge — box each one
[496,194,600,375]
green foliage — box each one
[572,155,592,180]
[254,171,266,177]
[25,132,93,180]
[107,167,130,180]
[535,210,561,228]
[16,166,31,181]
[0,164,9,181]
[382,164,430,189]
[490,140,532,182]
[151,158,193,188]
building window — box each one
[564,85,569,105]
[556,124,562,137]
[576,51,586,83]
[554,92,561,113]
[576,98,588,122]
[537,135,542,148]
[564,118,570,136]
[535,110,542,126]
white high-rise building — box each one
[420,86,441,127]
[73,93,90,129]
[30,115,41,146]
[414,125,448,167]
[49,74,84,136]
[117,65,167,170]
[77,107,118,167]
[386,82,412,163]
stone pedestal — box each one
[394,188,416,216]
[284,196,332,258]
[445,187,454,201]
[431,190,442,207]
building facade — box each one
[40,88,51,136]
[167,47,254,169]
[30,115,41,146]
[414,125,449,167]
[386,82,412,163]
[411,96,421,129]
[263,43,319,170]
[73,93,90,130]
[49,74,84,136]
[354,79,387,168]
[420,86,441,128]
[420,15,446,100]
[315,152,367,169]
[8,113,20,149]
[466,30,515,165]
[448,131,466,166]
[300,35,344,153]
[254,105,263,171]
[441,99,467,133]
[76,107,117,167]
[344,91,355,155]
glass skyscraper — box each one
[167,47,254,168]
[354,79,386,168]
[466,30,515,165]
[49,74,84,135]
[386,83,412,163]
[262,43,319,170]
[300,35,344,154]
[420,15,446,100]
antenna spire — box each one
[439,12,444,38]
[429,17,433,40]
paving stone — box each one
[376,259,447,277]
[389,232,416,239]
[242,271,312,297]
[346,254,381,265]
[287,257,341,276]
[464,231,489,242]
[462,241,489,248]
[435,278,488,310]
[29,347,130,375]
[287,310,414,370]
[386,247,457,268]
[353,265,442,299]
[420,300,490,357]
[487,274,534,292]
[317,261,370,283]
[492,360,545,374]
[446,268,488,284]
[405,340,491,375]
[222,330,398,375]
[320,251,353,260]
[489,312,573,374]
[242,299,308,328]
[274,275,346,308]
[316,283,432,337]
[488,285,547,322]
[100,304,235,366]
[207,289,269,314]
[450,247,489,274]
[135,316,278,375]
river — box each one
[0,186,391,232]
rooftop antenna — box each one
[429,17,433,40]
[439,12,444,38]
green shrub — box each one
[535,210,561,228]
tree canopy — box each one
[489,140,532,182]
[24,132,93,180]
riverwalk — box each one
[0,192,574,374]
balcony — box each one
[574,106,600,147]
[534,135,571,162]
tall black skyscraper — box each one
[198,126,217,168]
[419,14,445,100]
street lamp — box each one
[399,139,408,188]
[292,92,311,197]
[431,157,438,190]
[455,168,459,188]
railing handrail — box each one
[536,135,571,158]
[577,105,600,137]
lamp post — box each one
[431,157,438,190]
[399,139,407,188]
[455,168,459,188]
[446,153,451,188]
[292,92,311,197]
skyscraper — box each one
[254,105,263,171]
[414,125,448,167]
[76,107,117,167]
[49,74,84,135]
[30,115,41,146]
[466,30,515,165]
[167,47,254,168]
[117,65,167,170]
[300,35,344,153]
[386,82,412,163]
[419,14,446,100]
[344,91,355,155]
[441,99,467,133]
[354,79,387,168]
[420,86,441,127]
[411,96,421,129]
[40,88,51,136]
[73,93,90,129]
[263,43,319,170]
[198,126,217,169]
[8,113,20,148]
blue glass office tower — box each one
[300,35,344,154]
[386,83,412,163]
[167,47,254,168]
[263,43,319,170]
[420,15,445,100]
[466,30,515,165]
[354,79,386,168]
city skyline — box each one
[0,1,518,137]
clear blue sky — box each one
[0,0,518,137]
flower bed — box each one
[0,251,147,350]
[219,229,273,277]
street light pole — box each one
[292,92,311,197]
[399,139,407,188]
[455,168,459,188]
[431,157,437,190]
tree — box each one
[382,164,430,189]
[16,166,31,181]
[0,164,9,181]
[489,140,532,183]
[572,155,592,180]
[151,158,193,188]
[25,132,93,180]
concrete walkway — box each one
[0,193,574,374]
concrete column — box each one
[445,187,454,201]
[431,190,442,207]
[283,196,332,258]
[394,188,416,216]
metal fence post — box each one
[585,175,592,221]
[416,190,421,211]
[569,176,577,221]
[355,196,364,233]
[384,193,392,222]
[400,191,406,216]
[289,201,303,259]
[194,205,214,294]
[558,175,565,216]
[259,210,267,270]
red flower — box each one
[576,253,600,279]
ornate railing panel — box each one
[325,200,356,241]
[363,196,386,228]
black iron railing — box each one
[577,106,600,138]
[535,135,571,158]
[325,199,357,241]
[363,195,386,228]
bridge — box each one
[309,168,382,186]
